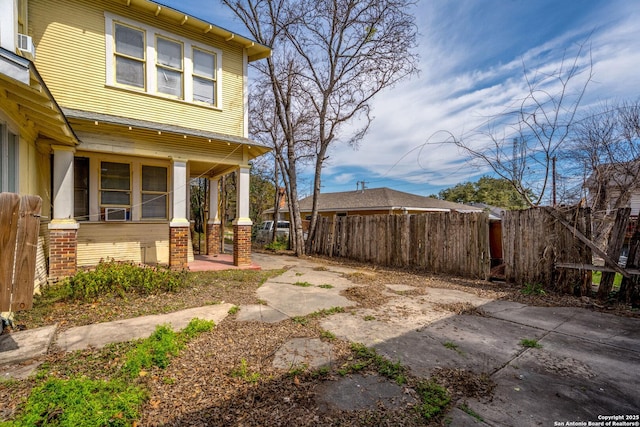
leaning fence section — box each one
[311,212,491,280]
[502,207,592,292]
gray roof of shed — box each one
[296,187,482,213]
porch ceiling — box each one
[0,51,77,146]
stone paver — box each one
[235,304,289,323]
[56,304,232,352]
[272,338,334,370]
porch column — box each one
[207,177,221,256]
[232,166,252,266]
[169,159,189,270]
[48,145,78,281]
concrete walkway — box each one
[2,252,639,426]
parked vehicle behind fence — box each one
[256,220,290,243]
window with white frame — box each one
[0,124,18,193]
[141,165,168,219]
[156,36,183,97]
[192,48,216,104]
[106,13,223,107]
[100,161,131,208]
[114,23,146,89]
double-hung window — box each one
[141,165,168,219]
[156,37,183,98]
[192,48,216,105]
[114,23,145,89]
[100,161,131,207]
[106,13,222,108]
[0,124,18,193]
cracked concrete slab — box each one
[258,281,354,317]
[56,304,231,352]
[463,331,640,426]
[0,324,57,365]
[235,304,289,323]
[272,338,334,370]
[316,373,417,412]
[374,314,545,378]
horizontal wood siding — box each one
[311,213,491,279]
[30,0,245,137]
[77,222,170,266]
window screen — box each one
[114,23,145,88]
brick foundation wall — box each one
[233,224,252,266]
[170,226,189,270]
[49,229,77,281]
[207,222,221,256]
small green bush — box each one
[52,259,186,302]
[521,283,546,296]
[265,235,289,251]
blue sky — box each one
[163,0,640,198]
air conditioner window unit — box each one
[105,207,128,221]
[17,33,36,57]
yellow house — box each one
[0,0,271,280]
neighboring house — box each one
[265,187,484,220]
[0,0,270,280]
[585,162,640,216]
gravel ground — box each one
[2,255,638,426]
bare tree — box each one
[452,44,593,206]
[222,0,312,255]
[224,0,419,255]
[286,0,420,253]
[571,101,640,249]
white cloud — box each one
[323,0,640,194]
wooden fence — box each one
[0,192,42,312]
[310,212,491,279]
[502,207,592,292]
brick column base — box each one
[233,224,252,266]
[49,228,77,281]
[207,222,221,256]
[170,226,189,270]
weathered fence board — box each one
[0,193,42,312]
[0,193,20,312]
[311,212,491,279]
[503,207,591,292]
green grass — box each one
[519,338,542,349]
[591,270,623,288]
[228,305,240,315]
[230,359,261,383]
[318,284,334,289]
[320,330,336,340]
[338,344,407,385]
[460,403,483,422]
[292,281,313,287]
[363,315,376,321]
[5,378,146,427]
[521,283,546,296]
[443,341,464,355]
[5,319,213,427]
[415,380,451,420]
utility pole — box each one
[552,156,557,207]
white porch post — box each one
[169,159,189,269]
[232,166,252,266]
[170,159,189,226]
[48,145,78,280]
[50,146,76,223]
[207,177,221,255]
